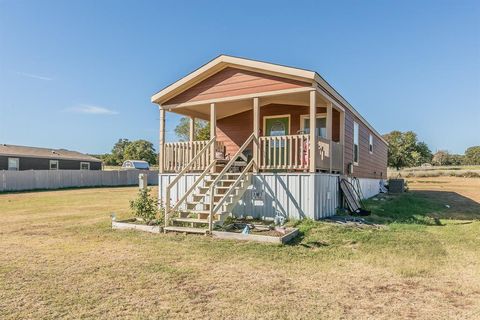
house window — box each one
[300,114,327,138]
[80,162,90,170]
[49,160,59,170]
[8,158,19,171]
[369,134,373,154]
[353,122,359,165]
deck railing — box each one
[316,137,343,172]
[259,134,310,170]
[258,134,343,172]
[164,140,224,172]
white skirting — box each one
[159,173,340,221]
[354,178,383,199]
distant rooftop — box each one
[0,144,102,162]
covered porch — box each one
[158,88,345,174]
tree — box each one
[174,117,210,141]
[464,146,480,165]
[110,139,131,165]
[432,150,450,166]
[124,139,157,165]
[382,130,432,169]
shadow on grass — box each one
[365,190,480,225]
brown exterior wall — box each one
[343,109,388,179]
[165,67,311,105]
[217,104,387,179]
[217,104,330,157]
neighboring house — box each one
[0,144,102,171]
[151,55,388,233]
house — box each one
[0,144,102,171]
[152,55,388,233]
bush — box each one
[129,188,160,224]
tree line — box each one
[96,120,480,169]
[100,139,157,166]
[383,131,480,169]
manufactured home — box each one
[152,55,387,233]
[0,144,102,171]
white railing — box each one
[208,133,256,232]
[165,138,216,228]
[164,140,224,172]
[259,134,310,170]
[259,134,343,172]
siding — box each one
[164,67,311,105]
[216,104,337,156]
[343,109,388,179]
[0,156,102,171]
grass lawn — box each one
[1,177,479,319]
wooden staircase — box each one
[164,172,252,234]
[164,133,257,235]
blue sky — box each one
[0,0,479,154]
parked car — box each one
[121,160,150,170]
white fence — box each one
[0,170,158,192]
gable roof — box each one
[152,54,387,144]
[151,55,316,104]
[0,144,102,162]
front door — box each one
[264,115,290,168]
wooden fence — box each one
[0,170,158,192]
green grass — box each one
[0,186,479,319]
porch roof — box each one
[151,55,387,144]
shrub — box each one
[129,188,160,224]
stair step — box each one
[205,179,237,184]
[181,210,227,215]
[172,218,210,224]
[164,226,207,234]
[209,173,242,177]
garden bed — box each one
[112,218,162,234]
[212,222,298,244]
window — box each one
[369,134,373,154]
[8,158,19,171]
[300,114,327,138]
[80,162,90,170]
[49,160,59,170]
[353,122,359,165]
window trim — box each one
[8,157,19,171]
[80,162,90,170]
[262,114,291,136]
[299,113,327,137]
[49,160,59,170]
[353,121,359,166]
[369,133,373,154]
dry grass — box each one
[388,165,480,179]
[1,179,480,319]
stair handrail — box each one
[213,158,255,214]
[169,160,217,216]
[208,132,256,231]
[165,137,215,228]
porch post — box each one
[210,103,216,171]
[189,116,195,162]
[309,90,317,173]
[159,106,166,173]
[189,117,195,141]
[339,109,345,174]
[327,102,333,173]
[252,97,259,172]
